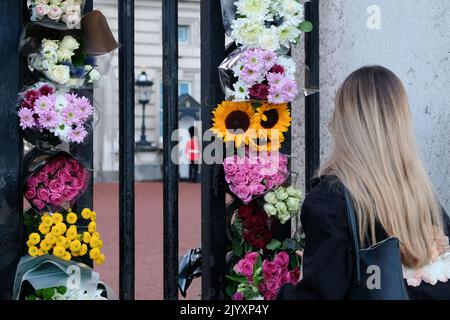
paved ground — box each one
[94,182,201,300]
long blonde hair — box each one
[318,66,443,268]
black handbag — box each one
[344,188,409,300]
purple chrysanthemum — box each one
[75,96,94,121]
[18,108,35,129]
[68,126,88,143]
[63,104,81,126]
[38,109,59,129]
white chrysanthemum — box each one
[231,62,244,77]
[231,18,265,47]
[277,56,297,78]
[280,0,304,19]
[232,81,250,101]
[277,22,301,47]
[257,26,280,51]
[55,95,68,112]
[52,123,72,143]
[234,0,270,20]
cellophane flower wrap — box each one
[18,82,93,146]
[23,152,90,212]
[227,251,301,300]
[223,152,289,203]
[28,36,101,88]
[219,47,298,103]
[221,0,312,52]
[28,0,86,29]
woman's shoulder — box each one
[305,175,345,203]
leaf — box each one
[57,286,67,295]
[253,266,262,287]
[226,275,248,283]
[266,239,282,251]
[232,239,244,257]
[41,288,55,300]
[299,21,313,32]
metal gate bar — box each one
[162,0,179,300]
[118,0,136,300]
[200,0,226,300]
[305,0,320,191]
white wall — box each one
[293,0,450,211]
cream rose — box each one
[41,39,59,51]
[88,69,101,83]
[34,4,50,17]
[49,65,71,85]
[47,4,63,21]
[62,12,81,27]
[35,0,50,5]
[60,36,80,51]
[50,0,62,5]
[57,48,75,62]
[258,28,280,51]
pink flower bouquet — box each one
[227,251,301,300]
[223,152,289,203]
[29,0,85,29]
[18,83,93,146]
[24,153,90,211]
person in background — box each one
[185,126,200,183]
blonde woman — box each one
[278,66,450,299]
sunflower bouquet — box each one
[25,208,106,265]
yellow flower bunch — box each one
[26,208,106,265]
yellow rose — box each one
[28,246,39,257]
[28,233,41,245]
[62,252,72,261]
[88,221,97,233]
[51,213,64,224]
[66,212,78,225]
[53,246,66,258]
[69,240,82,252]
[90,211,97,221]
[82,232,91,243]
[81,208,92,220]
[95,253,106,265]
[41,215,53,227]
[38,223,50,235]
[80,244,88,256]
[45,233,57,245]
[89,248,100,260]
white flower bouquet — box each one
[221,0,313,52]
[28,0,85,29]
[28,36,101,88]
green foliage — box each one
[299,21,313,32]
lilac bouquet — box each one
[224,152,289,203]
[18,83,93,145]
[229,48,298,104]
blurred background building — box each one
[93,0,201,182]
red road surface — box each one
[94,182,201,300]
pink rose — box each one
[230,185,252,203]
[232,292,244,300]
[63,187,79,201]
[32,199,45,210]
[49,179,65,193]
[47,4,62,21]
[225,174,233,184]
[239,162,253,173]
[231,172,249,186]
[67,158,80,172]
[274,252,290,268]
[270,173,286,188]
[245,252,259,264]
[248,183,266,195]
[265,279,280,293]
[77,167,88,182]
[58,168,72,182]
[25,188,37,199]
[37,188,50,202]
[49,193,64,207]
[71,177,85,190]
[234,259,254,278]
[36,171,48,183]
[263,290,277,300]
[262,260,279,279]
[223,158,238,175]
[26,177,39,188]
[248,170,264,183]
[35,4,50,17]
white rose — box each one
[41,48,58,65]
[258,27,280,51]
[231,18,264,47]
[41,38,59,51]
[57,48,75,61]
[88,69,101,83]
[50,0,62,5]
[66,78,84,88]
[35,0,50,4]
[47,4,63,21]
[48,64,71,84]
[280,0,303,18]
[65,3,81,13]
[60,35,80,51]
[62,12,81,28]
[34,4,50,17]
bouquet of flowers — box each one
[28,0,85,29]
[222,0,312,51]
[25,208,105,265]
[227,48,298,103]
[23,153,90,211]
[263,185,303,224]
[28,36,101,87]
[26,285,107,300]
[18,83,93,145]
[223,152,289,203]
[227,251,301,300]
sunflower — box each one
[211,101,254,147]
[249,102,291,151]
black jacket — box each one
[278,175,450,300]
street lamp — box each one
[135,70,154,150]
